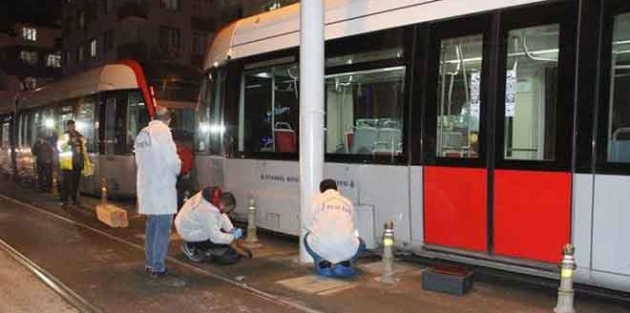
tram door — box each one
[423,3,576,263]
[591,1,630,276]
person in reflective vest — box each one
[58,120,92,206]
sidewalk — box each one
[0,248,79,313]
[0,177,628,313]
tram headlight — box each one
[210,124,225,134]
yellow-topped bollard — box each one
[51,170,58,196]
[554,244,577,313]
[101,178,108,205]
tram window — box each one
[326,48,403,67]
[241,63,299,154]
[325,67,405,156]
[503,24,559,161]
[1,122,8,147]
[608,12,630,163]
[76,97,97,152]
[56,105,74,135]
[436,34,483,159]
[196,70,226,155]
[104,98,117,154]
[126,91,148,153]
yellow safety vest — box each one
[58,133,73,171]
[57,133,93,176]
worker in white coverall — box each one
[303,179,365,277]
[135,107,181,278]
[175,186,252,264]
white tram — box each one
[193,0,630,292]
[0,60,199,197]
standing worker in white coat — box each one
[135,107,181,278]
[303,179,365,278]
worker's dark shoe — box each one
[333,262,356,278]
[181,242,205,262]
[150,269,169,278]
[315,261,334,277]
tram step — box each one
[96,204,129,228]
[422,265,473,296]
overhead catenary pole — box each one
[299,0,325,263]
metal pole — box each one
[299,0,325,263]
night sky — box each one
[0,0,62,31]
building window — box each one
[86,1,98,24]
[104,0,113,14]
[90,38,98,58]
[64,16,73,34]
[78,10,85,29]
[19,51,38,65]
[103,30,114,51]
[22,27,37,41]
[159,26,180,51]
[192,32,206,56]
[78,45,84,62]
[161,0,180,10]
[46,54,62,68]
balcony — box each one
[117,1,149,21]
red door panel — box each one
[424,166,487,252]
[493,169,571,263]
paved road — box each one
[0,248,79,313]
[0,196,300,313]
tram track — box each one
[0,193,323,313]
[0,238,103,313]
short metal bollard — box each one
[242,198,262,248]
[51,170,58,196]
[380,221,397,284]
[554,244,577,313]
[101,178,108,205]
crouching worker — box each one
[304,179,365,278]
[175,186,252,264]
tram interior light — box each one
[200,123,225,134]
[200,123,211,133]
[75,121,87,131]
[44,118,55,129]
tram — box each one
[0,60,199,197]
[193,0,630,292]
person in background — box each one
[303,179,365,277]
[58,120,92,206]
[32,131,54,192]
[135,107,181,278]
[175,186,252,265]
[172,129,194,210]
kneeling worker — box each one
[175,186,252,264]
[304,179,365,277]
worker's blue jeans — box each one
[145,214,173,273]
[303,233,365,269]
